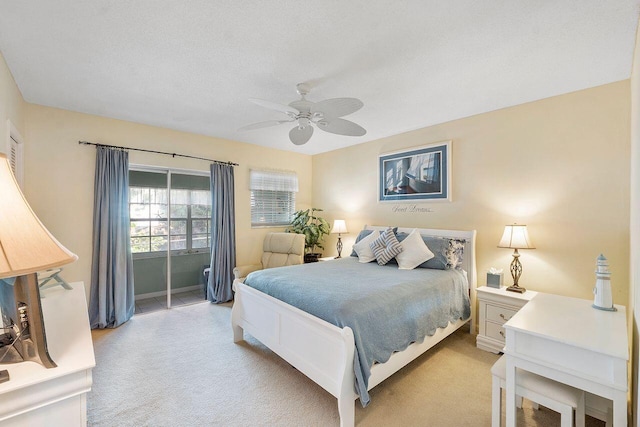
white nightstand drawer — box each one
[486,304,517,324]
[485,321,506,342]
[476,286,537,353]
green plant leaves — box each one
[286,208,329,253]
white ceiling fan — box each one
[239,83,366,145]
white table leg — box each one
[506,356,516,427]
[491,375,501,427]
[612,390,627,426]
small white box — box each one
[487,272,503,288]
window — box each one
[129,172,212,255]
[7,121,24,188]
[169,189,212,250]
[130,187,169,253]
[250,169,298,227]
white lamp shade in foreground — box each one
[0,153,77,278]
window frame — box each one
[128,167,212,259]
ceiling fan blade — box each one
[249,98,299,115]
[238,120,292,131]
[289,125,314,145]
[311,98,363,118]
[317,118,366,137]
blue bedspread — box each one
[243,257,470,407]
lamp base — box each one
[0,273,56,369]
[506,284,526,294]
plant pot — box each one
[304,253,322,263]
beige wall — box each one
[314,81,630,306]
[0,52,26,154]
[630,15,640,427]
[23,105,312,297]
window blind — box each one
[9,135,21,182]
[250,169,299,192]
[250,169,298,227]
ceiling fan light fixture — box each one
[298,118,310,128]
[242,84,366,146]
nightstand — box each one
[318,256,337,261]
[476,286,537,353]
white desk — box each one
[0,282,95,426]
[503,293,628,426]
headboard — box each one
[363,225,478,332]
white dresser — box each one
[0,282,95,426]
[503,293,628,426]
[476,286,537,353]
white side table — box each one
[0,282,95,426]
[476,286,537,353]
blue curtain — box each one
[207,163,235,303]
[88,147,135,328]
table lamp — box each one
[0,153,77,382]
[498,224,535,293]
[330,220,348,258]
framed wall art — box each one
[378,141,451,202]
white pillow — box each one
[353,230,381,263]
[396,229,435,270]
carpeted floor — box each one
[88,302,605,426]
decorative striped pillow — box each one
[369,227,403,265]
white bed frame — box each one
[231,226,477,427]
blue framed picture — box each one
[379,141,451,202]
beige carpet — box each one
[88,302,605,426]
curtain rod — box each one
[78,141,239,167]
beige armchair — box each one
[233,232,305,282]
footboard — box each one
[231,279,357,427]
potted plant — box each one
[287,208,330,262]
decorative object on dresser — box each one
[0,153,78,382]
[287,208,330,263]
[330,220,348,258]
[593,254,616,311]
[497,224,535,293]
[476,286,536,354]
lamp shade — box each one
[497,224,535,249]
[330,219,348,234]
[0,153,77,278]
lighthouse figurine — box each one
[593,254,616,311]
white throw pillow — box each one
[396,229,435,270]
[353,230,381,263]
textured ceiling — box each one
[0,1,638,155]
